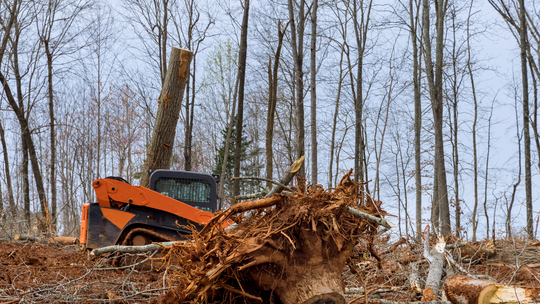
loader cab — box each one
[148,170,220,213]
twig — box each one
[444,249,478,279]
[94,250,159,271]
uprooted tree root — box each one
[154,171,388,304]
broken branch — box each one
[90,241,178,257]
[346,206,392,229]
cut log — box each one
[444,275,540,304]
[14,234,79,245]
[54,236,79,245]
[14,234,44,242]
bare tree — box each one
[1,2,51,225]
[422,0,451,235]
[351,0,372,184]
[122,0,171,85]
[288,0,306,178]
[488,0,534,239]
[232,0,250,197]
[519,0,533,238]
[468,2,481,241]
[310,0,318,184]
[0,0,18,219]
[266,21,286,190]
[37,0,89,224]
[409,0,423,242]
[170,0,214,172]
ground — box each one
[0,237,538,303]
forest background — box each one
[0,0,538,242]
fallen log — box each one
[14,234,79,245]
[89,241,179,257]
[421,227,446,301]
[444,275,540,304]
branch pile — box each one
[155,170,389,304]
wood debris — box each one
[154,170,389,304]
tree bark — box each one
[444,275,539,304]
[0,122,16,217]
[468,4,479,241]
[288,0,306,178]
[519,0,533,239]
[423,0,450,235]
[450,13,460,238]
[1,21,48,222]
[266,22,285,190]
[184,54,196,172]
[140,47,193,187]
[232,0,250,197]
[91,241,178,257]
[421,226,445,301]
[410,0,422,243]
[44,40,57,224]
[265,155,305,198]
[310,0,318,184]
[329,43,346,188]
[218,77,239,199]
[352,0,372,184]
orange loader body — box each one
[80,170,225,249]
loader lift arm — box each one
[93,178,215,224]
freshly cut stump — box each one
[444,275,540,304]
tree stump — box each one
[444,275,540,304]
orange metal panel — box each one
[93,179,222,226]
[101,208,136,229]
[80,203,89,244]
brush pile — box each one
[155,170,389,304]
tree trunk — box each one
[288,0,306,178]
[423,0,450,235]
[140,47,193,187]
[444,275,539,304]
[421,227,445,301]
[352,0,372,184]
[218,78,239,199]
[184,55,196,172]
[310,0,318,184]
[468,2,479,241]
[1,25,48,221]
[329,44,345,188]
[410,0,422,243]
[0,121,16,217]
[232,0,250,197]
[519,0,533,239]
[266,22,285,190]
[45,41,57,224]
[22,140,30,226]
[450,14,460,238]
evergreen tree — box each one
[214,117,262,197]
